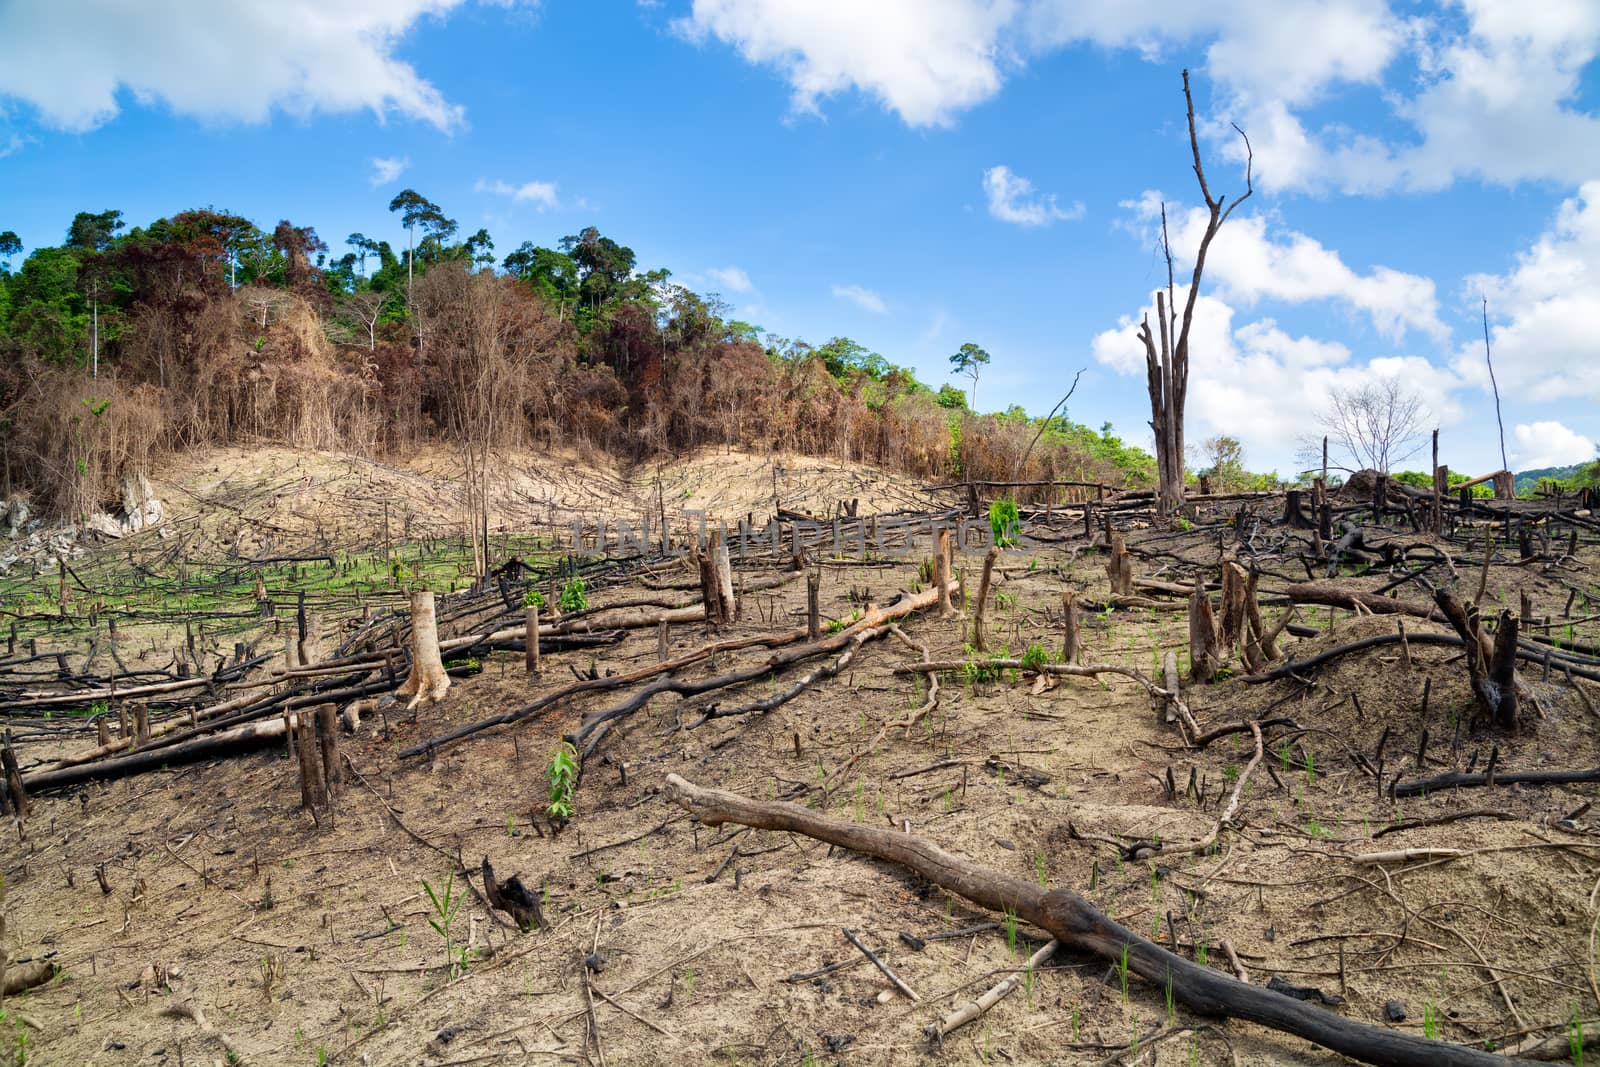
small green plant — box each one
[558,576,589,613]
[547,741,578,821]
[1034,848,1048,886]
[989,498,1021,548]
[1021,642,1048,673]
[995,590,1017,611]
[522,587,545,609]
[1004,908,1019,958]
[506,814,518,837]
[1118,942,1131,1003]
[1571,1003,1585,1066]
[1423,1002,1439,1039]
[422,871,466,979]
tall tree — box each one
[464,228,495,269]
[949,342,990,408]
[65,210,124,252]
[0,231,20,269]
[271,221,327,290]
[346,232,374,278]
[1136,69,1252,515]
[387,189,442,304]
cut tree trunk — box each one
[395,589,450,709]
[1435,590,1520,730]
[664,774,1527,1067]
[1188,584,1221,683]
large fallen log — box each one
[662,774,1534,1067]
[1284,582,1440,621]
[23,716,294,792]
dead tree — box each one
[1136,69,1252,515]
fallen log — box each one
[568,582,956,751]
[662,773,1532,1067]
[398,626,813,758]
[1283,583,1439,621]
[1240,631,1600,685]
[23,716,293,792]
[1391,765,1600,798]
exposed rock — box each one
[84,513,125,539]
[119,472,163,533]
[2,499,30,538]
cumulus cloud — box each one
[1454,181,1600,402]
[706,266,753,293]
[0,0,471,132]
[1122,192,1447,343]
[369,156,410,186]
[681,1,1600,193]
[983,166,1083,226]
[675,0,1016,127]
[474,178,559,209]
[832,283,887,314]
[1513,421,1596,469]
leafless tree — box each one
[1310,378,1427,474]
[1136,69,1252,515]
[327,290,391,350]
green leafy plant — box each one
[1118,942,1131,1002]
[558,576,588,613]
[547,741,579,821]
[1423,1002,1439,1039]
[989,498,1020,548]
[1021,642,1048,673]
[422,871,466,979]
[522,587,545,609]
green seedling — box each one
[547,741,578,821]
[422,870,465,979]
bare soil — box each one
[4,454,1600,1067]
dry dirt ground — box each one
[4,456,1600,1067]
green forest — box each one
[0,196,1156,519]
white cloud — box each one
[675,0,1016,127]
[0,1,469,132]
[832,283,887,314]
[1032,0,1600,194]
[1453,181,1600,403]
[1092,287,1462,469]
[706,266,753,293]
[369,155,410,186]
[1121,192,1447,342]
[680,1,1600,194]
[474,178,559,209]
[1513,421,1596,469]
[983,165,1083,226]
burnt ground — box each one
[4,476,1600,1067]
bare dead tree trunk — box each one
[1135,69,1252,516]
[1061,590,1079,664]
[396,589,451,709]
[971,545,1001,652]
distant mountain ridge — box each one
[1514,463,1588,493]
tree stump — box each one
[1106,532,1134,597]
[395,589,451,709]
[525,605,541,674]
[1188,584,1221,683]
[1061,590,1079,665]
[971,546,1001,653]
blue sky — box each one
[2,0,1598,477]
